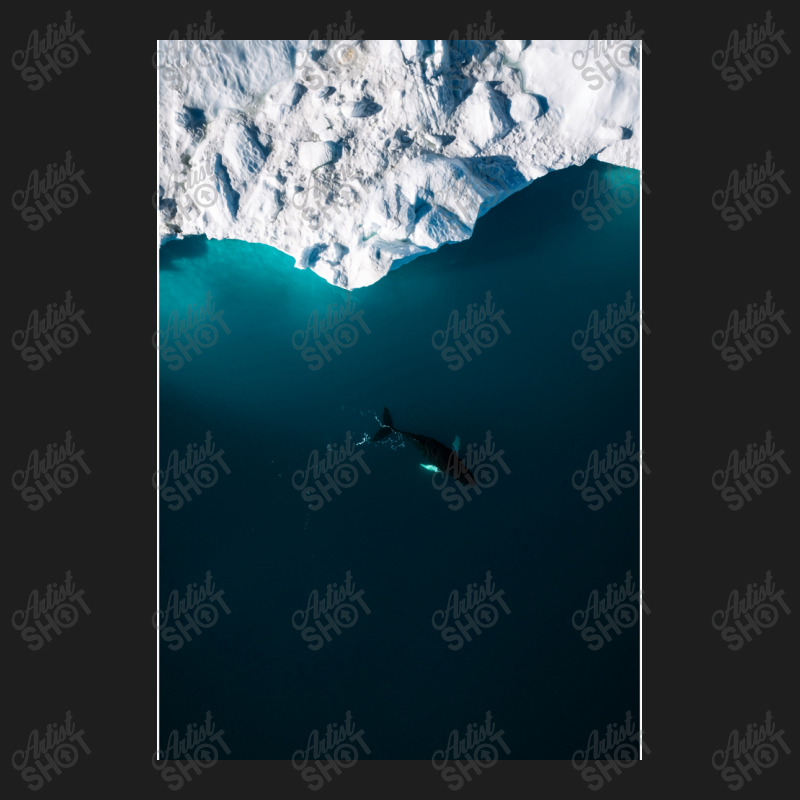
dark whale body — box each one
[372,408,476,485]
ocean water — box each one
[158,159,640,761]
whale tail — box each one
[372,407,395,442]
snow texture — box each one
[158,39,641,288]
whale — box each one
[372,408,476,485]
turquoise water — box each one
[158,160,640,759]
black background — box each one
[8,3,796,797]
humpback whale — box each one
[372,408,476,485]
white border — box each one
[154,38,645,760]
[638,46,644,759]
[155,41,161,757]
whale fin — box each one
[451,435,461,453]
[373,426,394,442]
[372,407,396,442]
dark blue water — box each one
[158,160,640,760]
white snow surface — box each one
[158,39,641,288]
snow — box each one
[158,39,641,289]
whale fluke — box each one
[371,407,395,442]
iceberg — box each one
[157,39,641,288]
